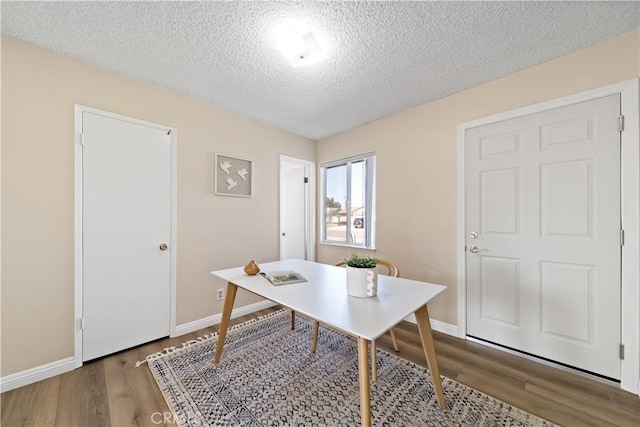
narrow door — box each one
[82,111,171,361]
[465,95,621,379]
[279,157,314,260]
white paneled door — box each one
[82,111,171,361]
[465,95,621,379]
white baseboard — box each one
[0,305,452,393]
[173,300,278,337]
[403,314,459,337]
[173,302,459,339]
[1,300,277,393]
[0,356,75,393]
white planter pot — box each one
[346,266,378,298]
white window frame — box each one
[321,153,376,249]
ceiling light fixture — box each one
[272,20,327,68]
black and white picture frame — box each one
[215,153,253,197]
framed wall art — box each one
[214,153,253,197]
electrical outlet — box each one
[216,288,225,301]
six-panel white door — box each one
[82,111,172,361]
[465,95,621,379]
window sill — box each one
[319,241,376,252]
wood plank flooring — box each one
[2,306,639,426]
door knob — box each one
[469,245,487,253]
[159,243,168,251]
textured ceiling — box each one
[2,1,638,140]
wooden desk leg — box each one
[389,328,400,352]
[214,282,238,364]
[357,337,372,427]
[311,321,320,353]
[371,340,378,382]
[415,305,446,410]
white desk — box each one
[211,259,447,426]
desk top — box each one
[211,259,446,340]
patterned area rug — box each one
[142,309,556,426]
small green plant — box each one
[344,253,379,269]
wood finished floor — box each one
[2,306,639,426]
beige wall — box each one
[1,36,315,376]
[316,30,640,326]
[2,29,639,378]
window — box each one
[321,153,375,249]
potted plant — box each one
[344,254,379,298]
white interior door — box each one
[280,156,315,261]
[82,111,172,361]
[465,94,621,379]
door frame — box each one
[456,79,640,394]
[73,105,178,368]
[279,155,316,261]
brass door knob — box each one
[159,243,168,251]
